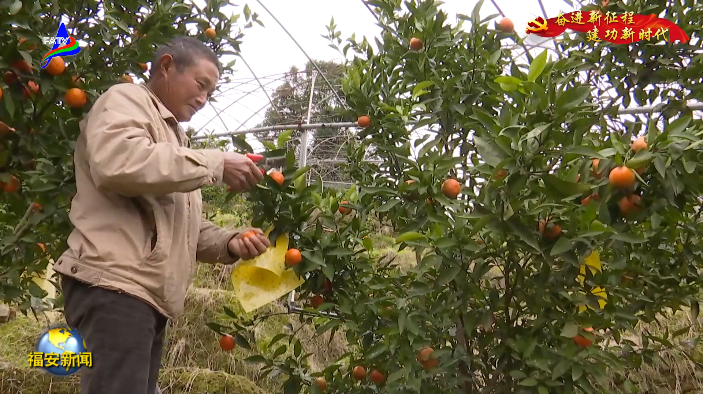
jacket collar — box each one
[139,83,190,147]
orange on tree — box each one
[310,295,324,308]
[631,136,648,152]
[323,278,333,295]
[65,88,87,109]
[338,201,352,214]
[19,38,37,50]
[44,56,66,76]
[219,334,236,351]
[284,248,302,266]
[205,27,217,39]
[369,369,386,384]
[11,58,32,74]
[3,71,18,85]
[417,347,434,362]
[0,86,3,101]
[37,243,46,254]
[32,202,42,212]
[496,169,508,179]
[357,115,371,128]
[538,218,562,240]
[441,178,461,199]
[591,158,601,178]
[608,166,635,188]
[120,74,134,83]
[3,175,20,193]
[580,193,599,206]
[573,327,594,348]
[269,171,285,185]
[139,63,149,72]
[315,377,327,392]
[618,194,641,216]
[409,37,424,50]
[498,17,514,32]
[22,81,40,98]
[352,365,366,380]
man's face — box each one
[161,57,219,122]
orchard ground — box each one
[0,194,701,394]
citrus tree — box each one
[211,0,703,393]
[0,0,263,311]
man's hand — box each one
[228,228,270,260]
[222,152,264,193]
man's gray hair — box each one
[152,36,221,74]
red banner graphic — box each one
[525,11,689,44]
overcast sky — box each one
[183,0,574,140]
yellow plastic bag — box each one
[576,250,608,312]
[231,228,305,313]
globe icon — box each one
[32,325,89,376]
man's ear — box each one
[157,54,174,74]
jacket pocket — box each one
[144,209,164,262]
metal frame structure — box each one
[190,0,701,318]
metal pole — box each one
[299,72,317,169]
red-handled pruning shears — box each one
[246,153,264,162]
[246,151,287,171]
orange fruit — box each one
[573,327,594,348]
[205,27,217,39]
[11,59,32,74]
[32,202,42,212]
[3,71,18,85]
[498,17,514,32]
[71,75,83,85]
[315,377,327,392]
[120,75,134,83]
[37,243,46,254]
[369,370,386,384]
[631,136,648,152]
[417,347,434,362]
[352,365,366,380]
[285,248,302,266]
[45,56,66,76]
[0,86,3,101]
[591,158,601,179]
[269,171,285,186]
[323,278,333,295]
[338,201,352,215]
[441,179,461,199]
[421,358,439,369]
[19,38,37,50]
[580,193,599,206]
[618,194,641,216]
[241,230,256,239]
[496,169,508,179]
[219,334,236,351]
[357,115,371,128]
[3,175,20,193]
[22,81,40,98]
[409,37,424,50]
[65,88,87,108]
[138,63,149,72]
[538,219,562,240]
[608,166,635,188]
[310,295,324,308]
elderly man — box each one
[54,36,270,394]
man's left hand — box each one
[228,228,270,260]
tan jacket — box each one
[54,83,241,320]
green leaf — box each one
[366,343,387,359]
[507,217,539,251]
[538,386,549,394]
[377,199,401,212]
[550,237,572,255]
[626,150,654,169]
[244,355,268,364]
[556,86,592,111]
[542,174,592,198]
[316,319,343,336]
[520,377,538,387]
[412,81,434,98]
[528,49,548,82]
[523,124,550,142]
[436,264,462,286]
[396,231,426,243]
[474,136,507,167]
[690,301,699,321]
[234,333,252,350]
[494,75,522,85]
[551,360,571,380]
[9,0,22,14]
[277,129,293,148]
[510,370,528,380]
[665,116,691,135]
[562,146,607,159]
[611,232,646,243]
[560,322,578,338]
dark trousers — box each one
[61,274,167,394]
